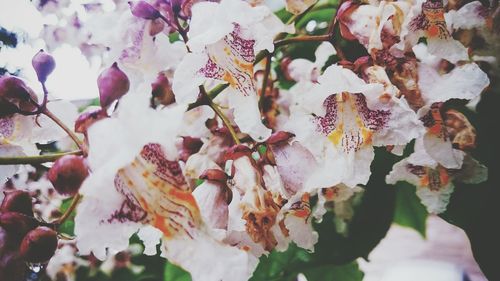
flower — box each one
[173,0,293,141]
[284,64,423,189]
[386,139,487,214]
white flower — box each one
[386,141,487,214]
[173,0,293,141]
[284,64,423,189]
[287,42,336,82]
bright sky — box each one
[0,0,100,100]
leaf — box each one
[164,262,191,281]
[58,198,76,236]
[250,243,310,281]
[393,182,428,238]
[302,261,364,281]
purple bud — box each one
[129,1,161,20]
[47,155,89,196]
[151,72,175,106]
[74,108,108,136]
[0,76,38,117]
[97,62,130,109]
[0,190,33,216]
[19,226,58,263]
[32,50,56,83]
[0,212,37,239]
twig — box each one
[54,193,82,225]
[43,108,85,153]
[259,54,272,112]
[201,86,240,145]
[0,150,83,165]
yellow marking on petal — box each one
[327,124,343,145]
[222,71,237,87]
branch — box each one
[0,150,83,165]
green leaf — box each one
[164,262,191,281]
[250,243,310,281]
[59,198,76,236]
[393,182,428,238]
[302,261,363,281]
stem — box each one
[43,108,86,153]
[274,34,332,48]
[187,83,229,110]
[0,150,83,165]
[54,193,82,225]
[259,55,272,112]
[201,87,240,145]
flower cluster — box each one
[0,0,496,280]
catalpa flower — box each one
[386,139,487,214]
[415,60,489,168]
[285,64,423,189]
[75,92,255,281]
[173,0,293,141]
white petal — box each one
[227,88,271,141]
[172,52,208,104]
[192,181,229,230]
[426,38,468,64]
[418,62,489,104]
[415,183,454,214]
[137,225,163,256]
[446,1,487,30]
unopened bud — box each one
[200,169,228,182]
[97,62,130,109]
[129,1,161,20]
[0,212,37,239]
[151,72,175,106]
[48,155,89,196]
[336,1,358,41]
[0,76,38,117]
[267,131,294,145]
[0,190,33,216]
[19,226,58,263]
[32,50,56,83]
[74,108,108,136]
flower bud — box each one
[97,62,130,109]
[32,50,56,83]
[336,1,358,41]
[19,226,58,263]
[151,72,175,106]
[47,155,89,196]
[267,131,294,145]
[0,76,38,117]
[0,212,37,239]
[0,190,33,216]
[74,108,108,136]
[129,1,161,20]
[200,169,228,182]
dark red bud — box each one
[19,226,58,263]
[280,57,294,81]
[224,145,253,161]
[336,1,359,41]
[149,18,165,36]
[74,108,108,135]
[47,155,89,196]
[151,72,175,106]
[129,1,162,19]
[200,169,228,182]
[353,56,373,74]
[0,212,37,238]
[0,76,38,117]
[267,131,295,145]
[1,190,33,216]
[32,50,56,83]
[183,137,203,154]
[97,62,130,109]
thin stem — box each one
[201,86,240,145]
[0,150,83,165]
[259,55,272,112]
[54,193,82,225]
[187,83,229,110]
[43,108,85,153]
[274,34,332,48]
